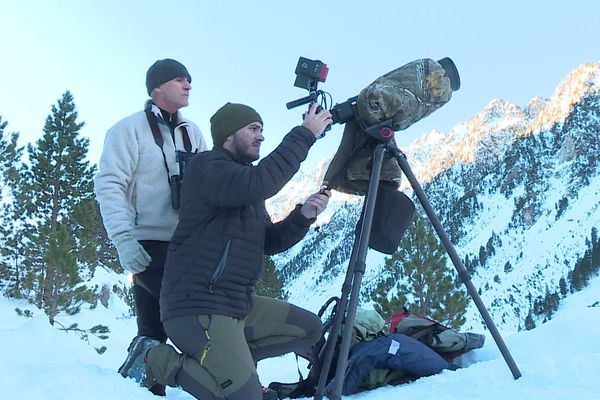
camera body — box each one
[330,96,358,125]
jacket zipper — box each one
[209,240,231,293]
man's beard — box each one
[237,147,260,163]
[239,153,259,163]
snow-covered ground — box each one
[1,274,599,399]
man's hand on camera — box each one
[302,103,333,138]
[300,187,332,219]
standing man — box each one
[94,59,207,396]
[118,102,333,400]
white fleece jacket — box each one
[94,104,208,242]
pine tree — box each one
[542,290,560,320]
[590,227,600,276]
[570,250,592,292]
[559,277,568,298]
[371,273,407,320]
[524,312,536,330]
[16,91,100,322]
[0,116,25,297]
[479,245,487,266]
[0,116,21,194]
[370,214,469,328]
[256,256,288,300]
[43,224,94,321]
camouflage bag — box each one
[323,58,459,195]
[356,57,457,132]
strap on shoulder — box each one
[179,125,192,152]
[144,106,164,148]
[146,103,194,153]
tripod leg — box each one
[325,143,387,400]
[392,148,522,380]
[313,238,359,400]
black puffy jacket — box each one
[160,126,316,321]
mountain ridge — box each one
[268,61,600,332]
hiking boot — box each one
[148,383,166,397]
[260,384,278,400]
[118,336,142,377]
[118,335,160,385]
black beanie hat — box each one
[210,103,263,146]
[146,59,192,95]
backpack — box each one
[350,307,386,344]
[388,308,485,360]
[268,303,484,398]
[267,301,387,399]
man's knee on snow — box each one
[146,343,182,387]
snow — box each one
[1,275,599,400]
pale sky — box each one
[1,0,599,171]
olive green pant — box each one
[147,296,322,399]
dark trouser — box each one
[146,296,322,400]
[132,240,168,343]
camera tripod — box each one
[313,132,522,400]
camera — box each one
[287,56,460,141]
[329,96,358,125]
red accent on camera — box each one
[319,64,329,82]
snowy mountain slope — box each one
[268,62,600,332]
[2,273,599,400]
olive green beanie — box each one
[210,102,263,146]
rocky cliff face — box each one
[267,62,600,331]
